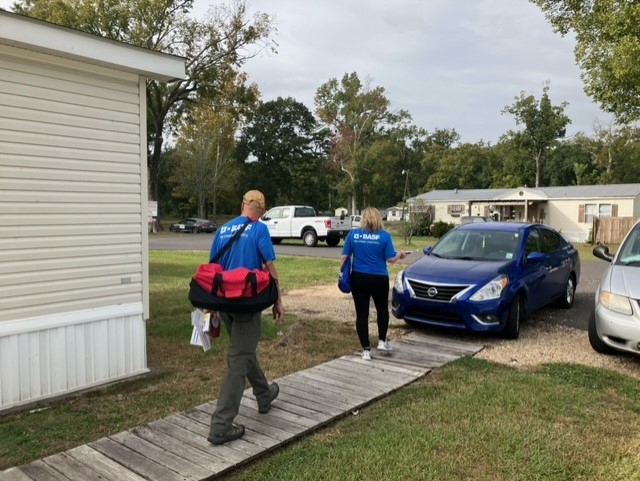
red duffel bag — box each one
[188,264,278,313]
[188,220,278,313]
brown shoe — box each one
[207,424,245,445]
[258,383,279,414]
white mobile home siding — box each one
[548,198,636,242]
[0,44,149,410]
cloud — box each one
[225,0,612,143]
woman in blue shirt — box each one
[341,207,406,360]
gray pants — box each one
[209,311,271,436]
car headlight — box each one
[599,291,633,315]
[470,274,508,301]
[394,270,404,291]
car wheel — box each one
[588,310,615,355]
[192,227,199,234]
[557,274,576,309]
[271,237,283,245]
[303,229,318,247]
[326,237,340,247]
[502,295,523,339]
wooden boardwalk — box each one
[0,332,482,481]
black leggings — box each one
[350,271,390,349]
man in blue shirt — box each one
[207,190,284,445]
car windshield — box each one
[616,224,640,266]
[432,229,520,261]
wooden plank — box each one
[164,414,262,458]
[107,432,214,481]
[274,379,354,413]
[310,363,409,391]
[16,461,71,481]
[89,437,187,481]
[0,468,34,481]
[391,340,462,363]
[318,357,419,384]
[270,390,344,417]
[382,353,443,369]
[132,425,231,473]
[404,332,483,354]
[282,371,369,401]
[192,403,296,443]
[325,356,428,379]
[181,408,280,450]
[279,377,361,411]
[240,395,319,429]
[66,445,147,481]
[243,392,332,423]
[237,403,307,437]
[337,355,429,376]
[147,419,240,466]
[397,338,478,360]
[290,367,383,398]
[305,363,397,389]
[41,452,105,481]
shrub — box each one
[431,220,456,238]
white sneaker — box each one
[377,339,393,352]
[361,349,371,360]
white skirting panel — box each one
[0,302,148,412]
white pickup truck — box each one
[260,205,351,247]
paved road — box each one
[149,232,420,264]
[150,232,607,330]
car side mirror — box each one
[423,246,433,255]
[593,244,614,262]
[262,216,270,221]
[526,252,545,263]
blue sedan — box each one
[392,222,580,339]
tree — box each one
[171,103,238,220]
[502,84,571,187]
[531,0,640,123]
[14,0,276,202]
[238,97,331,208]
[424,142,497,191]
[314,72,407,213]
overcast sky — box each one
[2,0,614,143]
[200,0,614,144]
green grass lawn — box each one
[1,253,637,480]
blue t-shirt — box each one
[342,228,397,276]
[209,216,276,270]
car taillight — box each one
[325,219,332,228]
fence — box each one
[592,216,639,245]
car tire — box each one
[557,273,576,309]
[303,229,318,247]
[588,310,615,355]
[502,295,523,339]
[192,227,199,234]
[271,238,283,245]
[326,237,340,247]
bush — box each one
[431,220,456,238]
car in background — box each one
[588,219,640,356]
[169,218,217,234]
[392,222,580,339]
[459,215,495,224]
[351,214,362,228]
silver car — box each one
[589,219,640,356]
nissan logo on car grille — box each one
[427,287,438,297]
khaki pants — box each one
[209,311,271,436]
